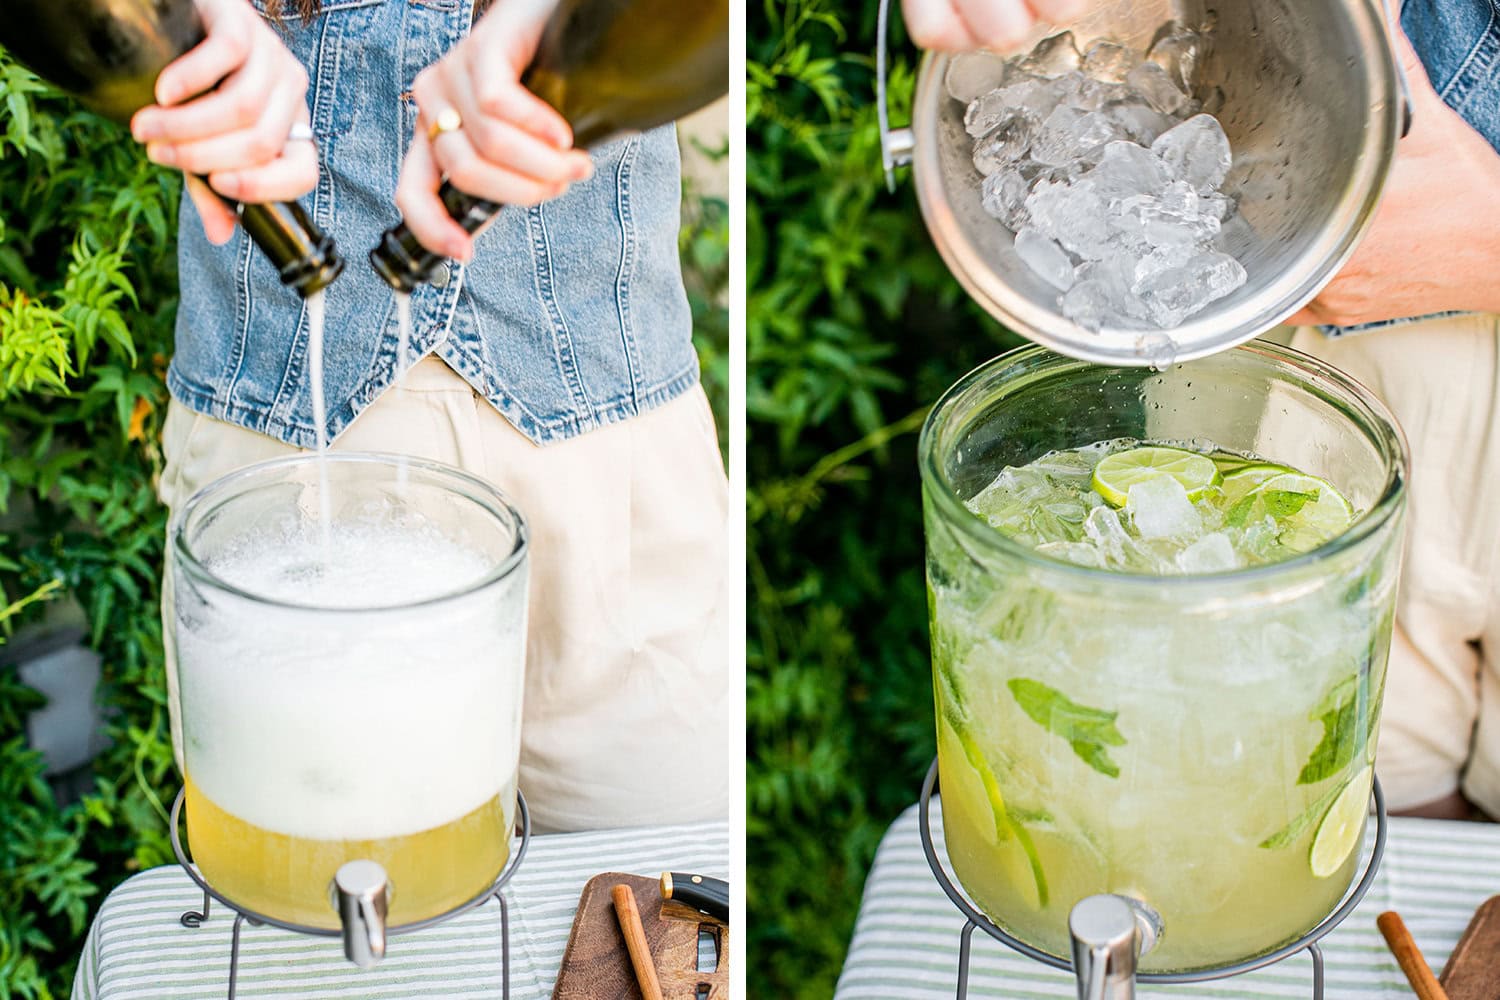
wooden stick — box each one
[612,883,665,1000]
[1378,910,1451,1000]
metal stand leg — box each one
[181,890,212,928]
[498,891,510,1000]
[227,913,248,1000]
[955,920,976,1000]
[1308,942,1324,1000]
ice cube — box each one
[1026,181,1114,258]
[1125,61,1193,117]
[1053,71,1130,111]
[1036,540,1106,568]
[1126,476,1201,539]
[1146,21,1205,92]
[1105,98,1177,145]
[1085,141,1171,203]
[1132,244,1198,288]
[1135,250,1247,327]
[946,51,1012,103]
[1082,39,1139,83]
[1018,31,1083,78]
[981,168,1032,230]
[1015,227,1076,291]
[1077,256,1154,318]
[1152,114,1232,193]
[972,112,1039,174]
[1083,505,1136,563]
[1177,532,1239,573]
[1030,106,1126,166]
[965,89,1011,137]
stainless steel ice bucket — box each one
[878,0,1410,365]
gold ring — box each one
[427,107,462,141]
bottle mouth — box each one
[283,234,347,297]
[369,230,440,294]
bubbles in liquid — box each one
[394,292,413,491]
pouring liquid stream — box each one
[394,292,412,492]
[306,290,332,550]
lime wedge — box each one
[937,713,1009,845]
[1219,462,1294,504]
[1310,767,1371,878]
[1090,447,1220,508]
[1256,472,1354,553]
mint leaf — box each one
[1259,780,1346,849]
[1224,492,1257,528]
[1008,678,1126,779]
[1262,488,1317,519]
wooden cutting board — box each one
[552,872,729,1000]
[1440,895,1500,1000]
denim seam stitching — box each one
[218,232,256,397]
[1435,2,1498,106]
[527,204,594,410]
[613,137,643,408]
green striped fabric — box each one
[834,802,1498,998]
[72,821,728,999]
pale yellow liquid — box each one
[936,709,1365,971]
[185,776,510,928]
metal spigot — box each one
[1068,894,1162,1000]
[334,860,391,968]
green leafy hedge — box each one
[748,1,1018,994]
[0,50,727,999]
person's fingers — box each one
[430,127,571,206]
[146,77,304,174]
[953,0,1035,51]
[136,41,292,145]
[439,76,591,184]
[185,175,239,245]
[465,61,574,149]
[209,138,320,203]
[901,0,983,52]
[1026,0,1088,24]
[151,20,253,108]
[395,131,476,262]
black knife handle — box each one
[661,872,728,923]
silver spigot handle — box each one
[335,860,391,968]
[1068,894,1162,1000]
[876,0,915,193]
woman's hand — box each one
[901,0,1086,52]
[397,0,595,262]
[1287,31,1500,327]
[129,0,317,245]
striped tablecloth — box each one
[835,800,1499,998]
[73,821,729,999]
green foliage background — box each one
[748,1,1019,994]
[0,50,728,999]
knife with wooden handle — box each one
[660,873,729,923]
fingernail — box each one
[574,158,594,181]
[147,143,175,166]
[131,116,152,142]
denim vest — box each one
[168,0,697,448]
[1321,0,1500,337]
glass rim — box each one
[170,451,529,614]
[917,339,1409,587]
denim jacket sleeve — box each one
[1319,0,1500,337]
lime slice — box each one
[1256,472,1354,553]
[1310,767,1371,878]
[937,713,1009,845]
[1219,462,1294,505]
[1090,447,1220,507]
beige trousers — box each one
[1290,315,1500,816]
[159,358,729,832]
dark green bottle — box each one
[368,0,728,293]
[0,0,345,297]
